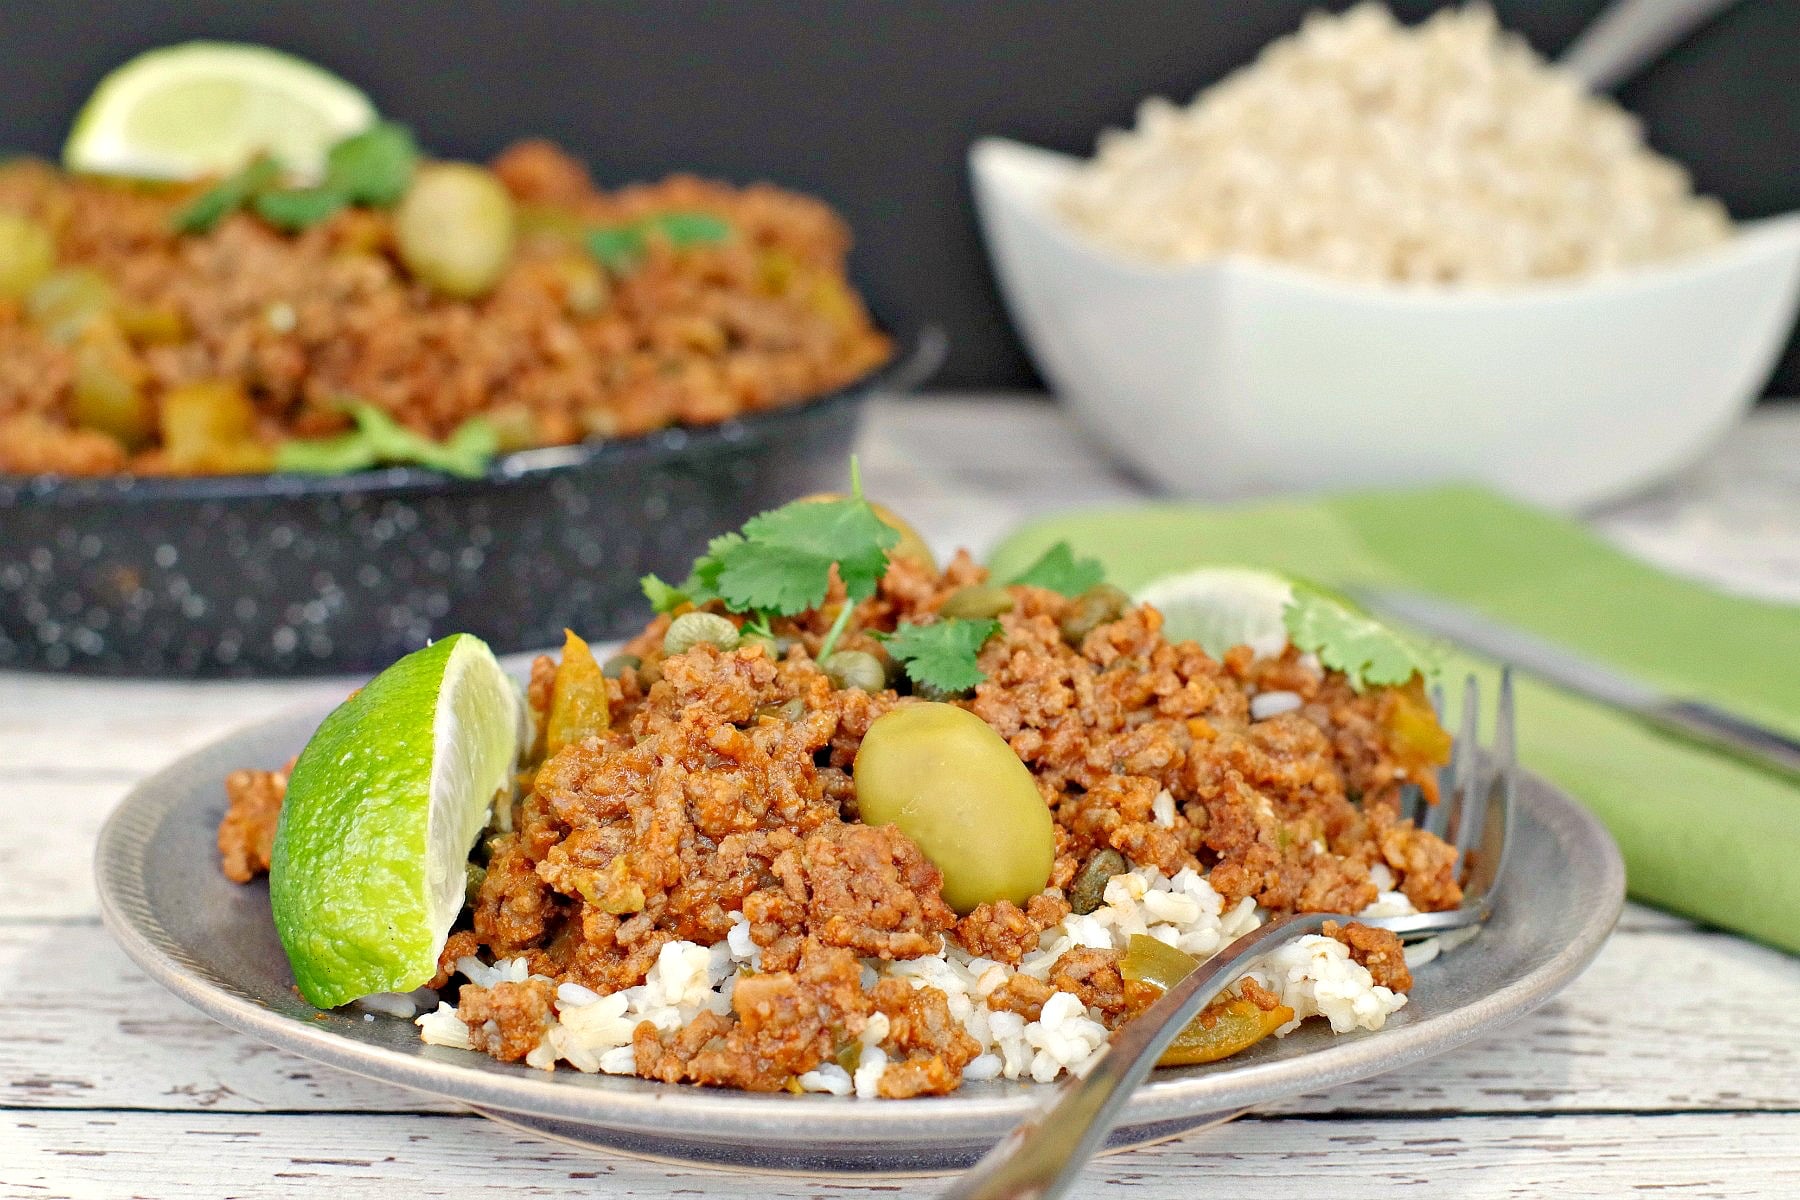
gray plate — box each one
[95,702,1625,1174]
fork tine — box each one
[1495,666,1516,775]
[1460,668,1517,906]
[1426,675,1478,839]
[1452,674,1497,864]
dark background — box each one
[2,1,1795,393]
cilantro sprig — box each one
[640,460,896,661]
[1009,540,1104,596]
[876,618,1000,695]
[1282,583,1435,691]
[172,122,420,236]
[275,402,497,478]
[586,211,732,274]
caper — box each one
[0,212,55,301]
[821,649,886,692]
[1068,848,1129,916]
[940,583,1014,620]
[600,653,642,679]
[393,162,516,298]
[464,862,488,909]
[662,611,739,656]
[854,703,1055,914]
[755,697,806,722]
[1059,583,1131,646]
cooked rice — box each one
[1059,3,1731,285]
[416,858,1463,1093]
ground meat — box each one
[1046,948,1142,1021]
[0,413,127,475]
[1238,976,1288,1013]
[870,978,981,1098]
[746,822,957,970]
[225,554,1464,1093]
[216,764,289,883]
[429,930,482,990]
[458,979,557,1062]
[986,974,1056,1021]
[0,144,889,478]
[1324,921,1414,993]
[635,940,869,1091]
[951,891,1069,965]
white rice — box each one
[417,860,1468,1095]
[1058,3,1730,286]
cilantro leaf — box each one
[585,211,732,274]
[271,430,377,475]
[275,403,497,478]
[641,574,689,613]
[1283,583,1434,691]
[712,496,897,615]
[586,225,648,274]
[1009,540,1104,596]
[878,618,1001,695]
[172,156,283,234]
[654,211,731,247]
[252,186,348,231]
[325,121,418,206]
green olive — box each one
[0,212,55,301]
[26,267,113,343]
[940,583,1013,620]
[662,611,739,656]
[1068,847,1129,916]
[393,163,516,298]
[1059,583,1131,646]
[854,703,1054,914]
[600,653,641,679]
[821,649,885,692]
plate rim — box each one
[95,700,1626,1144]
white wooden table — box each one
[5,396,1798,1199]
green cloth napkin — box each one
[989,486,1800,953]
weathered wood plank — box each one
[5,1110,1796,1199]
[4,921,1795,1117]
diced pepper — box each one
[1157,996,1294,1066]
[545,628,609,756]
[1384,678,1453,772]
[1119,934,1293,1067]
[159,380,271,474]
[71,323,152,448]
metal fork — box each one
[942,671,1517,1200]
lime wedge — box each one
[270,634,520,1008]
[1134,566,1296,659]
[65,42,376,181]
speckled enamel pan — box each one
[95,701,1625,1174]
[1,326,934,677]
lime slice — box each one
[1134,566,1296,659]
[270,634,520,1008]
[65,42,376,181]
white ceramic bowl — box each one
[970,137,1800,509]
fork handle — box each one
[1646,700,1800,782]
[941,912,1335,1200]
